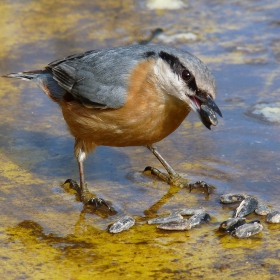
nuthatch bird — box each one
[3,44,222,209]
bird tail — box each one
[3,70,48,81]
[3,69,66,103]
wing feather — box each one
[47,48,138,109]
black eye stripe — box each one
[158,51,209,96]
[158,51,194,82]
[188,77,197,92]
[158,51,185,75]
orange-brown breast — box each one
[60,59,191,150]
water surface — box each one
[0,0,280,279]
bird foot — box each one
[63,179,111,210]
[144,166,210,195]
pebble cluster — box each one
[108,193,279,236]
[109,207,211,234]
[220,193,280,238]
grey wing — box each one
[46,44,174,108]
[47,51,133,109]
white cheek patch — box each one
[152,59,190,102]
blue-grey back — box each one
[47,44,213,109]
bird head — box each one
[151,49,222,129]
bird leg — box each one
[145,145,210,195]
[64,145,111,210]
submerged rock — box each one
[146,0,188,10]
[157,33,197,43]
[234,197,259,218]
[266,211,280,223]
[158,212,211,231]
[231,221,263,238]
[178,206,205,216]
[188,212,211,228]
[220,218,246,232]
[147,213,183,225]
[109,216,135,233]
[255,204,271,216]
[157,219,191,231]
[246,102,280,124]
[220,193,247,204]
[157,212,211,231]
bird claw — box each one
[188,181,210,195]
[87,197,111,211]
[65,178,80,193]
[63,179,111,211]
[144,167,211,195]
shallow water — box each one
[0,0,280,279]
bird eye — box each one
[182,69,191,82]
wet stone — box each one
[246,102,280,124]
[266,211,280,223]
[220,193,247,204]
[178,206,205,216]
[109,216,135,233]
[146,0,188,10]
[147,213,183,225]
[157,32,197,43]
[255,204,271,216]
[220,218,246,232]
[231,221,263,239]
[234,196,259,218]
[157,219,191,231]
[157,212,210,231]
[188,212,211,228]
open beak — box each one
[189,94,222,130]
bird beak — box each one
[189,94,222,130]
